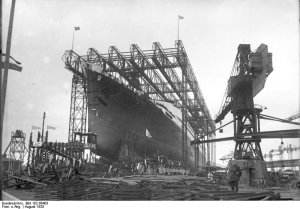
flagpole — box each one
[177,17,179,41]
[72,28,75,51]
[1,0,16,199]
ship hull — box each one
[86,72,202,168]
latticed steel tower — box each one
[68,74,87,142]
[62,41,216,168]
[215,44,273,160]
[5,130,27,162]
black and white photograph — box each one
[0,0,299,205]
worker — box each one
[228,164,242,191]
[208,172,213,181]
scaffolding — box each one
[3,130,27,172]
[62,40,216,168]
[68,74,87,143]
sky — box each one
[2,0,299,165]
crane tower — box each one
[215,44,273,185]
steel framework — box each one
[62,41,216,167]
[212,44,273,160]
[68,74,87,142]
[4,130,27,162]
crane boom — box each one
[215,44,273,123]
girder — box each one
[151,42,212,132]
[63,41,216,137]
[107,46,142,91]
[152,42,183,101]
[129,44,176,103]
[192,128,300,145]
[62,50,88,142]
[62,50,87,78]
[175,40,215,131]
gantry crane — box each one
[62,41,216,170]
[192,43,300,186]
[214,44,273,160]
[264,143,300,162]
[264,143,300,171]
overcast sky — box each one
[2,0,299,164]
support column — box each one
[233,108,263,160]
[68,74,87,142]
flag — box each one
[32,126,41,130]
[146,129,152,138]
[47,125,56,130]
[74,26,80,31]
[178,15,184,20]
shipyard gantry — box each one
[62,40,216,168]
[2,0,300,201]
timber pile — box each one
[33,177,150,200]
[32,175,284,200]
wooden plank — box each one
[8,174,47,186]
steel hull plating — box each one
[86,73,201,168]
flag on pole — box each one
[178,15,184,20]
[146,129,152,138]
[74,26,80,31]
[32,126,41,130]
[47,125,56,130]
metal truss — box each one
[175,41,214,130]
[4,130,27,162]
[68,74,87,142]
[233,109,263,160]
[62,51,88,142]
[62,41,216,166]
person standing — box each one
[228,164,242,191]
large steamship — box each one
[86,70,201,168]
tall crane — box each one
[202,43,273,186]
[265,143,300,161]
[191,43,300,185]
[215,44,273,160]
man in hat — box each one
[228,164,242,191]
